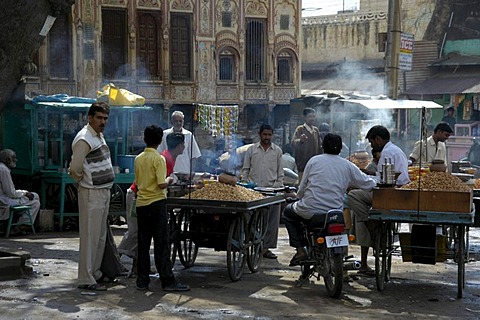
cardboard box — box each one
[372,188,472,213]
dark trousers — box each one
[283,204,326,248]
[136,200,175,288]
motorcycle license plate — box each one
[325,234,349,248]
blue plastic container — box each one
[117,155,135,173]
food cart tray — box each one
[373,188,472,213]
[370,209,474,225]
[167,194,285,212]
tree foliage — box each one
[0,0,74,112]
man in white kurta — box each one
[158,111,201,174]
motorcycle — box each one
[292,206,353,298]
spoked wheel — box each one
[374,222,388,291]
[385,222,393,283]
[457,226,465,299]
[108,184,125,225]
[246,210,267,273]
[227,213,248,281]
[323,249,344,298]
[177,210,198,268]
[444,225,457,250]
[168,210,178,264]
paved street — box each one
[0,226,479,319]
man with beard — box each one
[158,111,201,174]
[348,125,409,275]
[242,124,284,259]
[0,149,41,235]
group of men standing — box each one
[0,100,455,291]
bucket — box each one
[117,155,135,173]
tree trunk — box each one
[0,0,74,112]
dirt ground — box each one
[0,225,479,320]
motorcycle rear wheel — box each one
[323,250,344,298]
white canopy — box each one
[341,99,443,110]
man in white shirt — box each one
[283,134,378,266]
[348,125,410,274]
[409,122,453,166]
[158,111,201,174]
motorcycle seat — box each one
[302,209,345,232]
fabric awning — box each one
[340,99,443,109]
[403,77,480,95]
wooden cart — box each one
[167,195,285,281]
[370,188,474,298]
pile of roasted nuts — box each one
[348,152,370,169]
[185,181,265,201]
[401,171,471,192]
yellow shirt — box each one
[134,148,167,207]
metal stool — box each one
[6,205,35,237]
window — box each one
[222,12,232,27]
[378,32,387,52]
[280,15,290,30]
[102,8,127,79]
[137,11,162,80]
[170,13,192,81]
[277,51,292,83]
[48,13,72,79]
[246,19,266,83]
[219,49,235,81]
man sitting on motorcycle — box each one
[283,133,379,266]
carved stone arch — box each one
[274,34,299,60]
[136,0,161,9]
[216,31,240,53]
[101,0,127,8]
[171,0,193,12]
[216,43,240,83]
[245,0,268,18]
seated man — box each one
[283,134,378,266]
[0,149,40,233]
[349,125,410,274]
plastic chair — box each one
[5,205,35,237]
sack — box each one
[101,223,127,278]
[96,83,145,106]
[36,209,54,232]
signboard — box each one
[399,32,414,71]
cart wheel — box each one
[457,226,465,299]
[108,184,125,225]
[246,210,266,273]
[444,225,456,250]
[227,213,247,281]
[385,222,393,283]
[177,210,198,268]
[168,210,178,264]
[374,222,388,291]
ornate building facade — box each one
[25,0,301,146]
